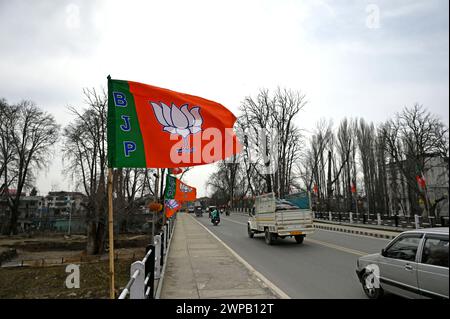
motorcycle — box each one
[211,216,220,226]
[195,207,203,217]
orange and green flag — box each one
[165,199,181,218]
[107,77,240,168]
[164,175,196,201]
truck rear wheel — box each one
[247,224,254,238]
[265,228,274,245]
[294,235,304,244]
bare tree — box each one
[114,168,153,232]
[63,88,108,254]
[0,99,17,194]
[0,99,18,232]
[238,88,306,198]
[208,155,244,208]
[1,100,59,234]
[382,104,449,217]
[300,120,333,211]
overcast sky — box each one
[0,0,448,197]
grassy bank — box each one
[0,258,137,299]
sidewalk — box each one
[160,213,280,299]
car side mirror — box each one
[381,248,386,257]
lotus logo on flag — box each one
[166,199,180,210]
[107,78,240,168]
[150,102,203,153]
[180,184,193,193]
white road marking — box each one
[306,238,368,256]
[221,216,247,226]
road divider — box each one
[314,222,399,240]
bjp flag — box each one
[107,77,240,168]
[165,199,181,218]
[164,175,196,201]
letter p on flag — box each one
[123,141,136,157]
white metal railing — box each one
[118,217,175,299]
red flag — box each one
[107,78,241,168]
[164,175,197,201]
[416,175,426,189]
[313,184,318,194]
[165,199,181,218]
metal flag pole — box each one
[108,167,115,299]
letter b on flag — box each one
[113,92,127,107]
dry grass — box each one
[0,258,140,299]
[0,233,150,298]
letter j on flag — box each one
[107,76,241,168]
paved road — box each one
[194,213,391,299]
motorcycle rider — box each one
[210,208,220,224]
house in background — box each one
[0,190,88,233]
[44,191,86,217]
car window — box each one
[421,236,449,268]
[385,234,422,261]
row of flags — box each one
[107,77,240,168]
[106,77,238,298]
[107,77,241,220]
[163,172,197,218]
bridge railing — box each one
[230,208,449,229]
[118,217,175,299]
[313,211,449,229]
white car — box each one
[356,227,449,299]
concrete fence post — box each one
[377,213,381,226]
[154,235,161,279]
[414,215,420,229]
[429,216,435,227]
[165,224,169,251]
[167,219,171,238]
[130,261,145,299]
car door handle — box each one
[404,264,413,271]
